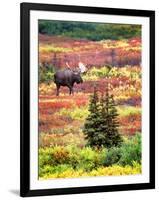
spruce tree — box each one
[83,86,102,147]
[100,84,123,148]
[84,84,122,149]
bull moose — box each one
[54,62,87,96]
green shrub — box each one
[39,145,107,173]
[39,146,70,166]
[66,145,81,168]
[77,147,99,171]
[39,154,53,168]
[39,134,141,178]
[104,147,121,166]
[52,146,70,164]
[118,133,141,166]
[39,64,55,83]
[104,133,141,166]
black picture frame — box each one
[20,2,155,197]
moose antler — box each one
[78,62,87,73]
[66,62,71,70]
[66,62,87,73]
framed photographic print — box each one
[20,2,155,197]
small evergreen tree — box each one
[83,86,102,147]
[84,84,122,148]
[100,84,123,148]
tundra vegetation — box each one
[38,20,142,179]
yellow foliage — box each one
[39,45,71,53]
[40,164,141,179]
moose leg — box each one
[72,87,74,95]
[69,87,72,95]
[68,86,73,95]
[56,84,60,96]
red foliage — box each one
[75,98,88,107]
[118,114,141,136]
[39,35,141,67]
[128,37,141,47]
[39,101,73,115]
[39,101,72,109]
